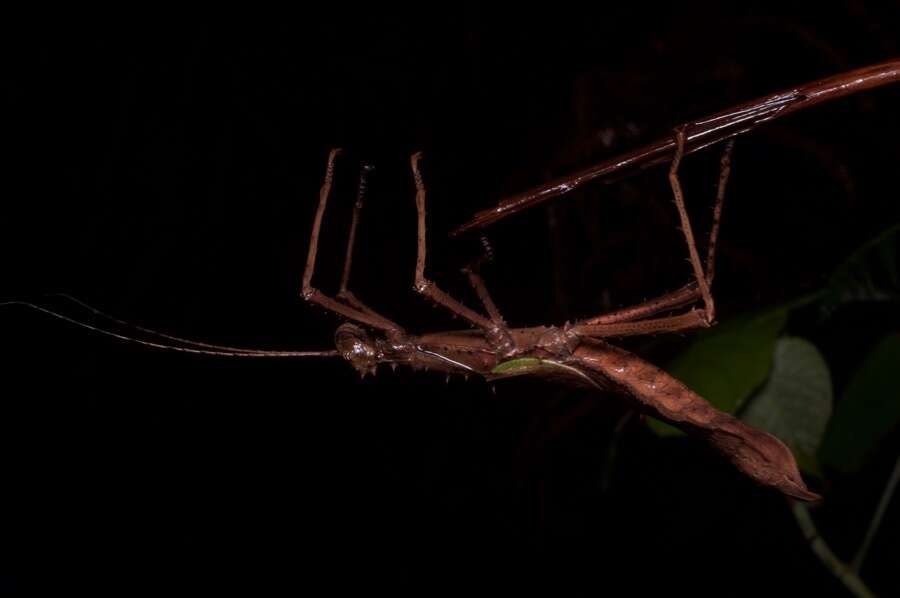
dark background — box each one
[1,6,899,595]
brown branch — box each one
[452,58,900,236]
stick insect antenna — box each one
[41,293,323,356]
[0,301,339,359]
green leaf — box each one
[649,304,791,436]
[818,334,900,472]
[819,222,900,318]
[740,337,832,459]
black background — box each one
[1,6,899,595]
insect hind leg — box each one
[668,127,734,324]
[573,137,735,337]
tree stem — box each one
[852,455,900,573]
[791,502,876,598]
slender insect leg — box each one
[333,163,405,331]
[669,126,715,322]
[461,234,512,338]
[336,163,373,311]
[571,308,710,338]
[462,265,511,335]
[582,282,702,325]
[581,139,734,326]
[705,139,734,286]
[410,152,496,332]
[301,149,403,334]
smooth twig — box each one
[452,58,900,235]
[791,502,876,598]
[852,455,900,573]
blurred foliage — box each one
[649,303,791,436]
[819,334,900,472]
[741,337,831,476]
[819,222,900,318]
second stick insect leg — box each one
[579,138,734,328]
[572,138,735,339]
[410,152,516,354]
[668,126,716,323]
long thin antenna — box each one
[1,301,339,359]
[45,293,308,356]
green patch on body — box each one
[491,358,545,375]
[491,357,600,389]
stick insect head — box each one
[334,323,383,376]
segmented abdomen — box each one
[572,339,819,501]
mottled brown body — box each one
[572,340,819,501]
[336,322,820,501]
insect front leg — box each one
[301,149,403,334]
[332,162,406,331]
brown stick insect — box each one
[9,58,900,502]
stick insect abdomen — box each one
[572,339,820,501]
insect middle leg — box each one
[462,265,508,333]
[410,152,515,353]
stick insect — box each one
[8,59,900,502]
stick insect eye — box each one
[335,323,379,375]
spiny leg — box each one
[334,163,405,331]
[669,126,716,323]
[583,282,702,325]
[462,264,516,354]
[461,234,511,335]
[572,139,735,338]
[571,308,709,338]
[410,152,503,336]
[301,149,402,334]
[580,138,735,328]
[462,266,507,332]
[336,163,373,311]
[705,139,733,286]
